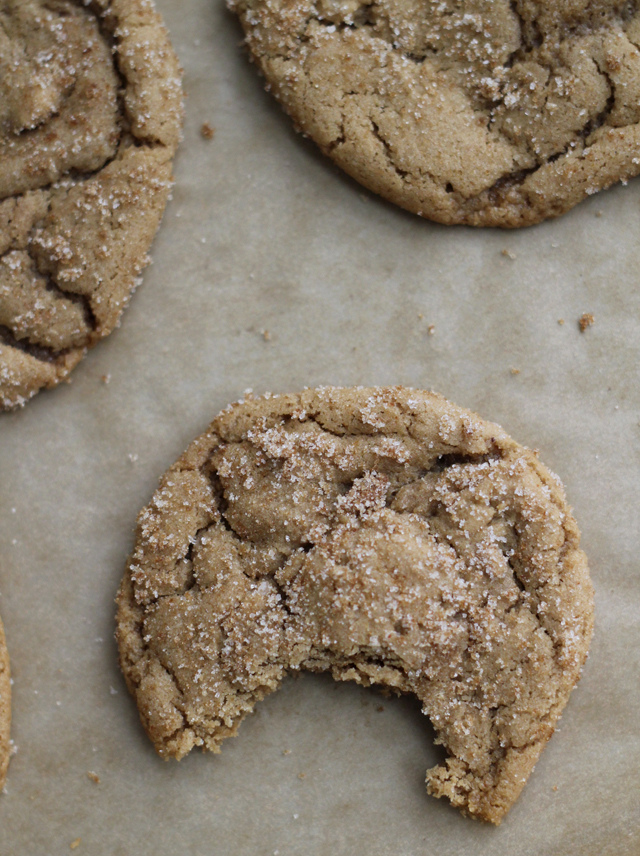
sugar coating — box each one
[116,386,594,824]
[0,0,183,409]
[229,0,640,226]
[0,615,10,790]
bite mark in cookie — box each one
[116,387,594,824]
[0,0,183,409]
[229,0,640,226]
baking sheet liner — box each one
[1,2,638,853]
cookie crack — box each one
[370,118,408,179]
[300,409,350,438]
[505,1,541,69]
[205,465,297,579]
[433,452,498,472]
[205,469,253,550]
[0,322,81,363]
[270,572,295,618]
[484,165,538,206]
[323,648,407,680]
[206,469,249,545]
[586,59,617,140]
[326,122,346,152]
[9,250,97,348]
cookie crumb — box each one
[282,749,291,756]
[578,313,595,332]
[552,785,559,792]
[70,840,81,851]
[557,319,565,326]
[510,368,520,375]
[101,374,111,385]
[298,772,306,779]
[427,324,435,336]
[87,771,100,784]
[200,122,215,140]
[501,248,517,260]
[262,329,271,342]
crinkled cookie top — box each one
[0,0,182,408]
[117,387,594,823]
[230,0,640,225]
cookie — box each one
[0,0,183,409]
[0,615,10,790]
[229,0,640,226]
[116,387,594,823]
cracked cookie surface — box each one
[116,386,594,824]
[0,615,10,790]
[230,0,640,226]
[0,0,182,409]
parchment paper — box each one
[1,2,639,853]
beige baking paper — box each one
[1,2,638,853]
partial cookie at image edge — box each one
[229,0,640,227]
[0,0,183,409]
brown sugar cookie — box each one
[229,0,640,226]
[116,387,594,823]
[0,615,10,790]
[0,0,183,409]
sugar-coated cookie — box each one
[230,0,640,226]
[117,387,594,823]
[0,0,182,408]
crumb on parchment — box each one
[579,313,595,332]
